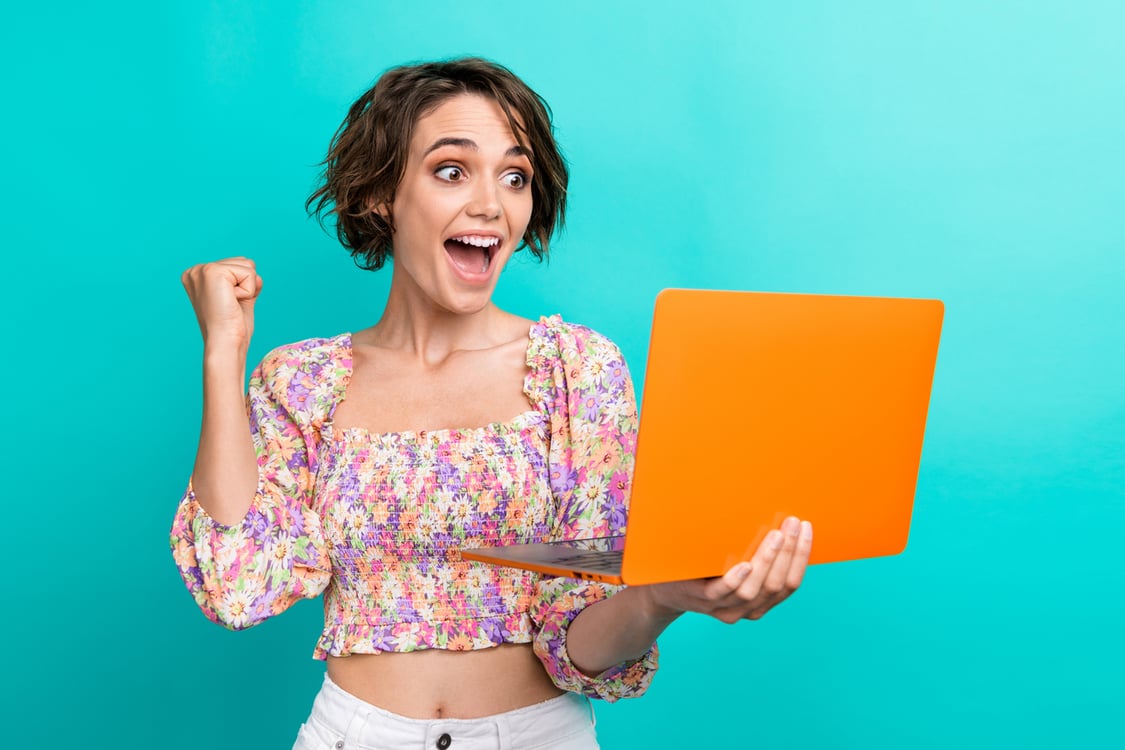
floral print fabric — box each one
[170,316,657,701]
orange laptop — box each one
[461,289,945,584]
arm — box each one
[182,257,260,525]
[170,258,332,629]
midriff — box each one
[326,643,564,719]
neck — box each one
[369,270,510,365]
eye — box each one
[503,171,529,189]
[435,166,465,182]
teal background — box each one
[3,1,1122,747]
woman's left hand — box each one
[644,516,813,624]
[565,516,813,675]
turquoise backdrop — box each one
[3,1,1122,747]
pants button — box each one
[335,742,344,749]
[436,732,452,749]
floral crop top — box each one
[170,316,657,701]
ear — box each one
[368,199,389,219]
[364,187,396,217]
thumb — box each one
[707,562,753,599]
[233,272,263,302]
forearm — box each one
[565,585,681,676]
[190,344,258,525]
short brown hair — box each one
[307,58,569,270]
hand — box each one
[181,257,263,349]
[646,516,813,624]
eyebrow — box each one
[423,137,530,159]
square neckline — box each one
[323,318,554,441]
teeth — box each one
[451,235,500,248]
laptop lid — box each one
[619,289,944,583]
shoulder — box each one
[251,334,352,417]
[257,334,351,379]
[526,316,633,411]
[529,315,627,370]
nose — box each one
[466,178,502,219]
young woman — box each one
[171,58,813,749]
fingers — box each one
[180,258,261,343]
[746,518,812,618]
[681,562,748,617]
[761,517,802,597]
[708,516,814,622]
[182,258,260,298]
[699,527,782,611]
[183,257,258,289]
[672,517,815,625]
[786,520,813,591]
[705,561,754,601]
[225,259,263,300]
[730,525,785,605]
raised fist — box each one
[181,257,263,349]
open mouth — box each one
[444,234,500,275]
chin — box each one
[439,287,496,317]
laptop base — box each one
[461,536,626,583]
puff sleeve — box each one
[169,340,345,630]
[526,317,659,701]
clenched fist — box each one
[181,257,263,350]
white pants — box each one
[293,674,600,750]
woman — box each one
[171,57,813,749]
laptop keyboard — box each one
[553,549,624,569]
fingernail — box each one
[784,516,800,536]
[801,521,813,540]
[738,562,753,580]
[768,530,783,549]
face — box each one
[385,93,535,316]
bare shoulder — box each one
[495,310,537,346]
